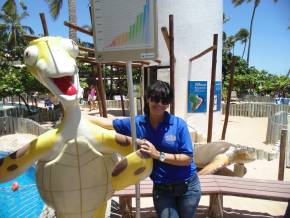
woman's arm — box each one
[140,140,192,166]
[86,115,115,130]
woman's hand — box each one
[139,140,160,160]
[139,139,193,166]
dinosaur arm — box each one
[86,115,115,130]
[93,130,144,156]
[0,129,59,183]
[85,119,143,156]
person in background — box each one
[88,85,96,111]
[79,86,84,105]
[32,91,39,107]
[88,80,201,218]
[44,94,53,111]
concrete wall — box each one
[157,0,223,136]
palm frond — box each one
[18,11,29,20]
[45,0,63,20]
[19,0,27,10]
[0,23,8,31]
[21,25,34,35]
[2,0,16,16]
[232,0,245,7]
[0,13,11,22]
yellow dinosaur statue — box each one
[0,36,153,218]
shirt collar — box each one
[140,111,174,125]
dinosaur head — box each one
[24,36,80,104]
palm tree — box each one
[45,0,77,41]
[223,13,230,24]
[232,0,278,66]
[224,35,237,55]
[0,0,34,48]
[235,28,249,59]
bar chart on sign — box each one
[91,0,157,61]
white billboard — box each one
[90,0,158,62]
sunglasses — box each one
[149,95,170,105]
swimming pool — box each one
[0,152,45,218]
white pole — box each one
[126,61,141,218]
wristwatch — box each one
[159,152,166,162]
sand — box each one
[0,133,37,153]
[0,115,289,217]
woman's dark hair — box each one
[144,80,174,115]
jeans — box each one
[153,175,201,218]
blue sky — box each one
[224,0,290,76]
[3,0,290,76]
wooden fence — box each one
[0,116,49,136]
[83,99,130,109]
[0,100,133,123]
[265,112,290,168]
[266,111,288,144]
[242,95,274,102]
[2,102,290,121]
[222,103,290,117]
[287,118,290,168]
[0,107,62,123]
[242,95,290,104]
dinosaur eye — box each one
[62,39,79,59]
[24,46,38,66]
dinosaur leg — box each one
[198,154,230,175]
[92,202,107,218]
[111,150,153,190]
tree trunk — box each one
[68,0,77,42]
[246,1,258,66]
[242,40,247,59]
[18,94,32,114]
[221,56,236,140]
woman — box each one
[89,80,201,217]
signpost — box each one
[90,0,158,217]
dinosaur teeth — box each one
[52,76,77,96]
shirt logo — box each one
[165,134,176,142]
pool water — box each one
[0,153,45,218]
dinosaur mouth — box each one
[52,76,77,96]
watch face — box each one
[159,152,166,162]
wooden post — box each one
[221,56,236,140]
[97,64,108,117]
[117,66,126,116]
[208,194,224,218]
[64,21,93,36]
[189,46,215,62]
[278,129,287,181]
[287,114,290,168]
[39,13,49,36]
[161,27,170,52]
[91,65,103,116]
[207,34,218,143]
[169,15,175,114]
[95,84,103,116]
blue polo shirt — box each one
[113,112,197,184]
